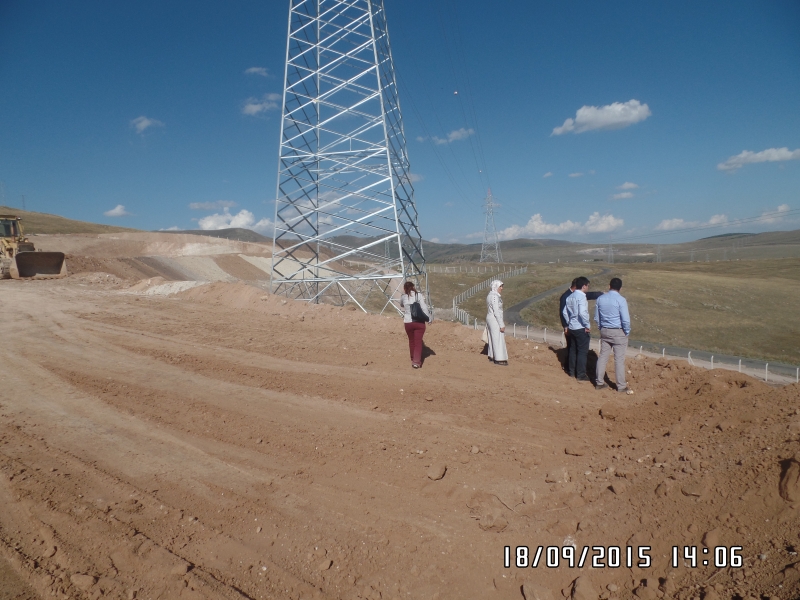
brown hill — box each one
[0,205,137,235]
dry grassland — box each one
[0,206,136,235]
[520,258,800,364]
[430,264,604,317]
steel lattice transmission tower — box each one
[270,0,426,313]
[479,188,502,263]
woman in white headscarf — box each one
[486,280,508,365]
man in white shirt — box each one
[562,276,591,381]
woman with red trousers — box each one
[400,280,431,369]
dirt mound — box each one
[214,254,271,281]
[69,271,126,287]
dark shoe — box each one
[595,383,608,390]
[619,387,634,395]
[576,377,590,382]
[494,360,509,366]
[412,363,420,369]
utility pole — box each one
[479,188,502,263]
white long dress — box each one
[486,290,508,361]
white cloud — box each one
[707,214,729,225]
[244,67,269,77]
[198,208,273,233]
[568,172,583,178]
[242,93,282,116]
[760,203,791,223]
[104,204,131,217]
[159,226,180,231]
[618,182,638,190]
[612,192,634,200]
[655,213,728,231]
[432,128,474,145]
[189,200,238,210]
[408,172,423,183]
[543,172,553,178]
[498,212,623,239]
[429,237,441,243]
[130,116,164,134]
[717,147,800,171]
[416,136,427,143]
[552,99,651,135]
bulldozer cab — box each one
[0,217,21,238]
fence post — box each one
[765,363,768,382]
[527,325,529,340]
[796,368,799,384]
[662,348,665,357]
[711,356,714,369]
[544,328,547,343]
[738,359,741,373]
[513,323,516,338]
[688,351,693,366]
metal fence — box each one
[451,266,528,314]
[430,264,518,274]
[456,319,799,385]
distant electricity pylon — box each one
[270,0,426,313]
[479,188,502,263]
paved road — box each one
[504,268,611,326]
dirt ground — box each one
[2,254,800,600]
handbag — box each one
[481,326,489,344]
[409,294,429,323]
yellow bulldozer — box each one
[1,214,67,279]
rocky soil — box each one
[0,271,798,600]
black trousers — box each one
[568,328,590,379]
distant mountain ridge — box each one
[3,205,798,263]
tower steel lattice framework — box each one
[270,0,426,313]
[479,188,502,263]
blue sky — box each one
[1,0,799,243]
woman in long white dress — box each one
[486,280,508,365]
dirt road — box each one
[1,278,799,600]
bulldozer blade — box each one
[12,252,67,279]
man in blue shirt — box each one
[562,276,591,381]
[560,278,604,374]
[594,277,632,393]
[559,279,578,373]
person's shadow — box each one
[550,347,600,385]
[420,343,436,366]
